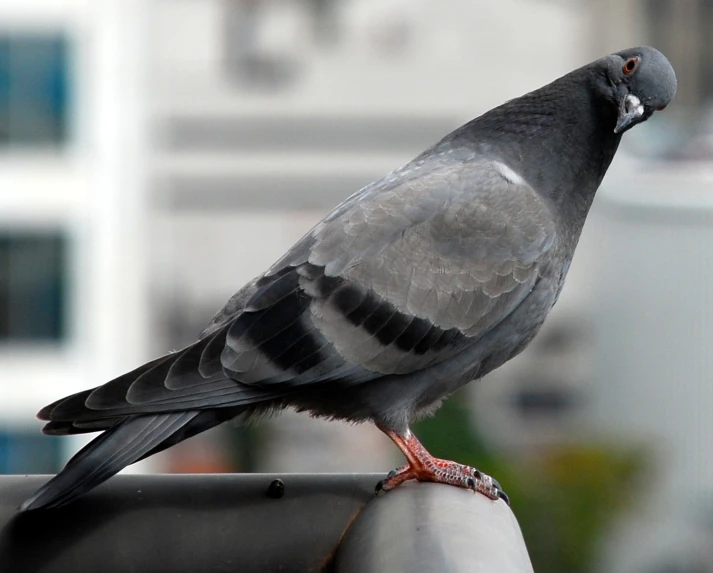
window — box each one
[0,232,68,342]
[0,428,61,474]
[0,34,70,147]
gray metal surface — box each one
[0,473,374,573]
[336,482,533,573]
[0,474,533,572]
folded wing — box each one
[42,156,557,429]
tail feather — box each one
[41,418,121,436]
[134,406,246,463]
[21,411,200,511]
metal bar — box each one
[0,474,532,573]
[335,482,534,573]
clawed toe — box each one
[488,476,510,505]
[376,427,508,504]
[376,462,509,505]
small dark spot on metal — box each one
[266,479,285,499]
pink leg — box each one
[376,426,508,504]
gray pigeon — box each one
[22,46,676,511]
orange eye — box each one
[623,57,639,74]
[657,105,667,111]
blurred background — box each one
[0,0,711,571]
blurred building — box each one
[2,1,713,572]
[0,0,150,472]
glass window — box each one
[0,428,61,474]
[0,34,69,147]
[0,232,68,342]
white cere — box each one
[626,94,645,117]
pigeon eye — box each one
[623,57,639,75]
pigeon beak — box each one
[614,94,645,134]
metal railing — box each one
[0,474,533,572]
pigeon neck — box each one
[509,79,623,220]
[457,72,623,236]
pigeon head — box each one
[598,46,677,134]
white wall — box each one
[0,0,150,433]
[149,0,589,116]
[590,165,713,573]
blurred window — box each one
[0,232,67,342]
[0,34,69,147]
[0,428,61,474]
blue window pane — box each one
[0,428,62,474]
[0,34,69,147]
[0,232,67,342]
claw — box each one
[376,426,506,504]
[374,480,385,494]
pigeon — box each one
[22,46,676,511]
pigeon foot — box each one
[376,426,509,504]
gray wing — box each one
[45,155,557,423]
[216,156,557,385]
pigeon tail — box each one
[20,408,239,511]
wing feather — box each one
[43,155,557,426]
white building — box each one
[0,0,150,472]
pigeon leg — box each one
[376,426,508,504]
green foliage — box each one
[413,393,648,573]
